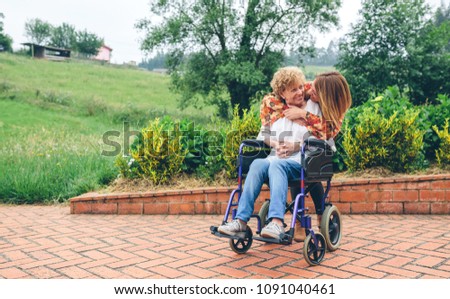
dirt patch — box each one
[100,172,236,193]
[334,165,450,180]
[100,165,450,193]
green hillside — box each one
[0,53,214,203]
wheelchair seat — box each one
[237,138,334,183]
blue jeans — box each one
[236,158,302,222]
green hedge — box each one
[118,87,449,182]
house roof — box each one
[21,43,71,52]
[101,45,113,51]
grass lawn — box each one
[0,53,216,203]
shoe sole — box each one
[261,230,282,239]
[218,227,246,236]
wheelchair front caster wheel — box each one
[258,201,270,228]
[320,205,342,251]
[229,227,253,254]
[303,232,326,266]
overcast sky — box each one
[1,0,448,64]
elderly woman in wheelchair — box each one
[211,68,352,265]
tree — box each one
[406,9,450,102]
[435,1,450,26]
[337,0,428,105]
[0,13,13,52]
[139,51,167,70]
[137,0,341,116]
[75,29,103,57]
[50,23,77,49]
[24,18,53,45]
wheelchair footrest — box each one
[254,233,292,245]
[210,226,249,241]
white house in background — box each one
[94,45,113,62]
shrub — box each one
[179,119,208,174]
[195,126,227,181]
[40,91,73,106]
[114,155,141,179]
[433,119,450,168]
[342,100,425,173]
[223,106,260,178]
[130,118,187,184]
[110,102,158,125]
[84,97,108,116]
[421,94,450,161]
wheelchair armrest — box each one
[241,139,269,149]
[303,137,334,152]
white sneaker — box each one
[218,219,247,236]
[261,221,284,240]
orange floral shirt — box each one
[304,112,343,140]
[259,93,288,126]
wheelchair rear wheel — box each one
[303,232,326,266]
[320,205,342,251]
[229,227,253,254]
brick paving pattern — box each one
[0,205,449,279]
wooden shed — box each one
[22,43,71,61]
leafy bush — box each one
[223,106,260,178]
[40,91,73,106]
[433,119,450,168]
[179,119,209,174]
[83,97,108,116]
[195,126,227,181]
[114,155,141,179]
[109,102,161,125]
[129,118,187,184]
[420,94,450,161]
[342,93,425,172]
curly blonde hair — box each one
[270,66,306,98]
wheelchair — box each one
[210,137,342,266]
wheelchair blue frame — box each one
[212,138,332,245]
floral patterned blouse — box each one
[259,82,341,140]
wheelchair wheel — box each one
[320,205,342,251]
[303,232,326,266]
[229,227,253,254]
[258,200,270,228]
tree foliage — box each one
[407,16,450,103]
[337,0,450,105]
[75,30,103,57]
[137,0,341,117]
[139,51,167,70]
[0,12,13,52]
[286,40,339,66]
[24,18,103,57]
[24,18,53,45]
[50,23,77,49]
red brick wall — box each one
[70,174,450,215]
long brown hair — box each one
[314,71,352,130]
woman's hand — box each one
[284,106,306,120]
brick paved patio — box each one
[0,205,449,279]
